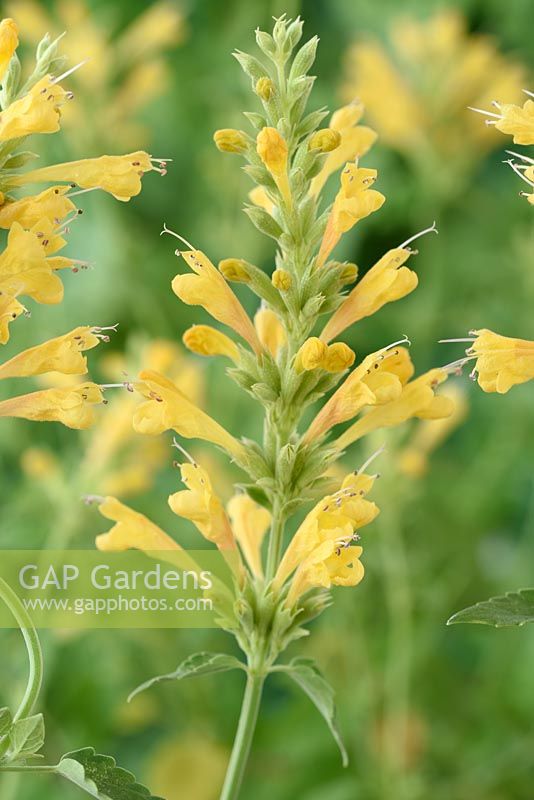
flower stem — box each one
[219,673,265,800]
[0,578,43,722]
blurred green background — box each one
[1,0,534,798]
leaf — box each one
[0,708,12,738]
[56,748,164,800]
[276,657,348,766]
[448,588,534,627]
[7,714,44,762]
[128,652,246,702]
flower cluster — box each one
[93,16,454,670]
[0,18,159,430]
[6,0,185,150]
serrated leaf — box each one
[128,652,246,702]
[0,708,12,738]
[277,657,348,766]
[7,714,44,761]
[448,588,534,627]
[57,748,164,800]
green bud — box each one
[243,111,268,130]
[244,205,283,240]
[251,383,278,404]
[233,50,267,83]
[286,17,304,49]
[289,36,319,81]
[255,30,276,59]
[295,109,330,138]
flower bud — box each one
[255,77,275,101]
[309,129,341,153]
[219,258,251,283]
[337,262,359,284]
[322,342,355,372]
[213,128,249,154]
[256,127,288,177]
[272,268,292,291]
[294,337,328,372]
[183,324,240,362]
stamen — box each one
[161,223,196,250]
[357,444,386,475]
[505,160,534,187]
[438,337,476,343]
[523,89,534,98]
[67,186,100,198]
[83,494,105,505]
[398,221,438,250]
[505,150,534,164]
[52,59,89,84]
[468,106,501,119]
[172,437,196,465]
[440,356,474,372]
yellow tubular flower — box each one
[0,186,76,229]
[308,129,341,153]
[305,346,413,443]
[172,250,261,354]
[0,326,101,379]
[254,308,286,357]
[0,18,18,81]
[468,329,534,393]
[96,496,182,552]
[317,163,385,268]
[10,151,158,201]
[0,382,103,429]
[256,127,291,204]
[133,370,246,462]
[336,369,454,450]
[274,471,379,592]
[287,543,364,606]
[0,76,69,141]
[213,129,249,154]
[0,222,64,304]
[169,462,236,551]
[248,186,275,213]
[310,102,378,196]
[227,494,270,578]
[494,99,534,145]
[321,247,417,342]
[183,325,240,363]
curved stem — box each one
[219,673,264,800]
[0,578,43,721]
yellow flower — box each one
[472,97,534,146]
[256,126,291,204]
[399,384,467,476]
[287,543,365,606]
[227,494,270,578]
[0,222,64,304]
[271,268,292,291]
[0,186,76,229]
[0,18,18,81]
[0,382,103,429]
[255,76,275,100]
[321,247,417,342]
[0,76,69,142]
[95,496,182,552]
[172,250,261,354]
[213,129,249,154]
[305,345,413,442]
[274,471,379,600]
[0,326,101,379]
[317,163,385,267]
[183,325,240,363]
[168,462,237,552]
[467,328,534,393]
[336,368,453,450]
[133,370,246,462]
[254,308,286,357]
[10,151,159,201]
[310,103,378,196]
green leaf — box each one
[128,652,246,702]
[276,657,348,766]
[7,714,44,762]
[0,708,12,738]
[56,748,164,799]
[448,588,534,627]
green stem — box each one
[0,578,43,722]
[265,498,285,581]
[219,673,265,800]
[0,765,56,773]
